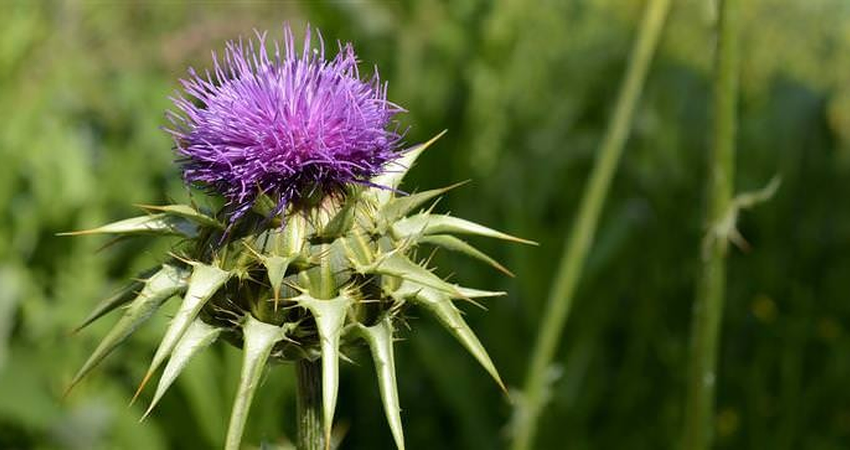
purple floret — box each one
[166,26,404,219]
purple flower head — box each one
[166,25,404,219]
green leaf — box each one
[371,131,447,205]
[419,234,514,276]
[296,293,353,445]
[57,213,197,238]
[72,266,160,333]
[142,318,222,419]
[392,213,537,245]
[401,281,506,393]
[66,264,189,394]
[355,317,405,450]
[380,181,468,223]
[225,315,288,450]
[135,263,231,400]
[136,203,224,229]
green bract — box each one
[65,133,534,450]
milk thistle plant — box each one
[64,25,531,450]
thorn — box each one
[166,251,194,265]
[130,370,155,406]
[283,280,308,294]
[241,241,263,259]
[61,383,76,401]
[96,236,129,253]
[140,403,155,422]
[55,229,97,237]
[494,263,515,278]
[445,179,471,191]
[133,203,160,212]
[424,199,441,215]
[423,247,439,267]
[459,296,487,311]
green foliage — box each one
[2,1,850,449]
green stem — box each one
[510,1,671,449]
[681,0,740,449]
[296,359,326,450]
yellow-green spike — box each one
[142,318,221,420]
[419,234,514,276]
[392,213,537,245]
[133,263,231,402]
[356,317,405,450]
[356,253,462,299]
[225,315,288,450]
[264,255,295,306]
[455,286,507,299]
[371,131,447,205]
[72,267,157,333]
[380,180,468,224]
[57,213,197,238]
[297,293,353,448]
[135,203,224,229]
[66,264,189,395]
[401,281,507,393]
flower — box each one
[166,25,404,219]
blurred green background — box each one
[2,1,850,449]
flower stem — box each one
[681,0,740,449]
[509,1,671,449]
[296,359,326,450]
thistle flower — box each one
[167,26,403,218]
[64,25,534,450]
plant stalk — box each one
[296,359,326,450]
[510,1,671,449]
[681,0,740,449]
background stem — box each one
[681,0,740,449]
[510,1,672,449]
[296,359,325,450]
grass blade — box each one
[510,0,672,448]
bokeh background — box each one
[2,1,850,449]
